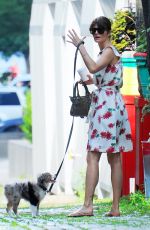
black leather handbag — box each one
[70,81,91,118]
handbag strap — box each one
[48,42,84,193]
[73,41,85,89]
[73,81,91,97]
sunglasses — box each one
[90,28,105,35]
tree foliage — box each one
[0,0,32,58]
[111,10,136,53]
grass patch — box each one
[0,188,150,229]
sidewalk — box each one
[0,205,150,230]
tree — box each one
[0,0,32,67]
[111,10,136,53]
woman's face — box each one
[90,26,110,44]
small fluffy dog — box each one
[4,172,55,217]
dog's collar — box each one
[38,183,48,192]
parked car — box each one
[0,86,26,132]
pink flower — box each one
[110,66,116,73]
[91,129,97,139]
[92,95,98,103]
[98,116,101,123]
[100,131,112,140]
[107,146,115,153]
[108,123,114,128]
[120,110,124,116]
[119,146,125,152]
[108,80,115,86]
[105,90,113,96]
[116,120,121,127]
[96,105,103,110]
[103,111,112,119]
[119,128,126,135]
[126,134,132,140]
[105,65,117,73]
[96,101,106,110]
[105,65,111,73]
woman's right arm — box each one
[67,29,114,74]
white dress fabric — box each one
[87,46,133,154]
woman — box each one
[67,16,133,217]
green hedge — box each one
[21,90,32,142]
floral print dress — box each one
[87,46,133,154]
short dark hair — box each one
[89,16,111,33]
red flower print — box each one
[107,146,115,153]
[96,101,106,110]
[91,129,97,139]
[120,110,124,116]
[100,131,112,140]
[119,146,125,152]
[103,111,112,119]
[108,123,114,128]
[116,120,121,127]
[126,134,132,140]
[110,66,116,73]
[96,105,103,110]
[105,65,111,73]
[105,90,113,96]
[108,80,115,86]
[98,116,101,123]
[119,128,126,135]
[105,65,117,73]
[92,95,98,104]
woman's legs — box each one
[68,151,101,216]
[83,151,101,209]
[107,152,122,215]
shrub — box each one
[21,90,32,142]
[111,10,136,52]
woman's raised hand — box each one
[67,29,86,47]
